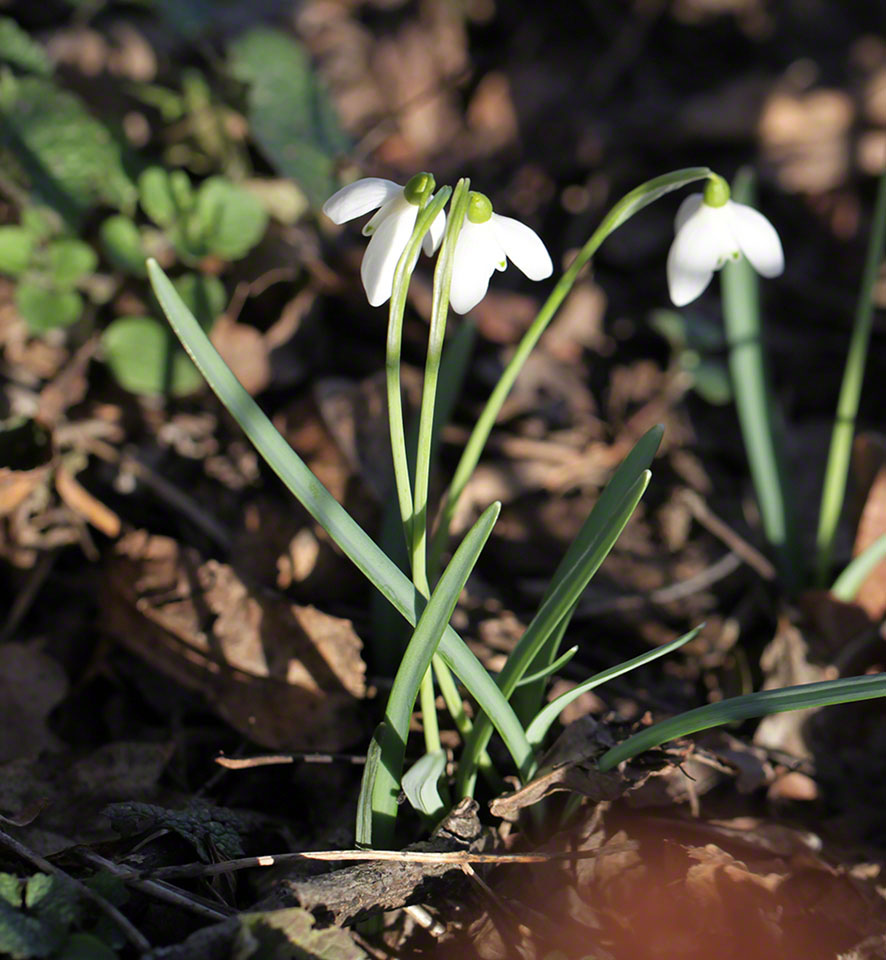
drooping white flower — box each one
[448,192,553,315]
[323,174,445,307]
[667,176,784,307]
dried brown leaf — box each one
[103,531,367,750]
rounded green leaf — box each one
[16,284,83,332]
[138,167,178,227]
[0,226,34,275]
[100,215,147,276]
[192,177,268,260]
[46,238,97,287]
[102,315,204,396]
[57,933,119,960]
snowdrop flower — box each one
[448,192,553,315]
[323,173,445,307]
[667,175,784,307]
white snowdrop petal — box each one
[362,193,407,237]
[490,214,553,281]
[673,193,704,233]
[667,205,732,307]
[360,203,418,307]
[322,178,402,225]
[449,220,501,315]
[422,207,447,256]
[727,201,785,278]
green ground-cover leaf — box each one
[102,316,204,397]
[0,226,34,275]
[228,26,349,209]
[1,77,135,224]
[0,16,52,75]
[237,905,366,959]
[190,176,268,259]
[16,285,83,333]
[100,216,147,276]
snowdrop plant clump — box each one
[149,159,886,854]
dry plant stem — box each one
[679,489,776,580]
[0,827,151,954]
[141,847,617,881]
[76,849,232,922]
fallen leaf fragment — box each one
[103,531,367,750]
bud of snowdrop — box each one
[448,191,553,315]
[323,173,445,307]
[667,174,784,307]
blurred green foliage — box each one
[0,872,125,960]
[229,26,350,208]
[0,12,347,397]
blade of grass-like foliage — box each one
[524,626,701,754]
[429,168,711,576]
[721,169,798,591]
[147,260,534,782]
[510,424,664,725]
[597,672,886,772]
[402,750,447,818]
[372,319,477,675]
[515,646,578,688]
[366,502,500,847]
[830,533,886,602]
[456,469,652,798]
[356,723,385,847]
[815,169,886,586]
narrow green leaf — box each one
[598,673,886,772]
[402,751,447,818]
[456,469,652,799]
[511,425,664,724]
[515,646,578,688]
[368,502,500,847]
[356,723,385,849]
[525,627,701,753]
[721,169,797,590]
[147,260,534,782]
[831,533,886,602]
[816,168,886,585]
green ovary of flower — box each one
[404,172,434,205]
[703,174,730,208]
[467,192,493,224]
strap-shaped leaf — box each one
[147,261,534,783]
[365,502,500,846]
[457,468,652,798]
[598,672,886,772]
[525,626,701,754]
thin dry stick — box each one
[141,847,617,882]
[0,827,150,954]
[215,752,366,770]
[76,849,232,922]
[680,489,777,580]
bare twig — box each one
[76,850,233,922]
[0,828,151,954]
[681,489,777,581]
[135,846,615,882]
[215,752,366,770]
